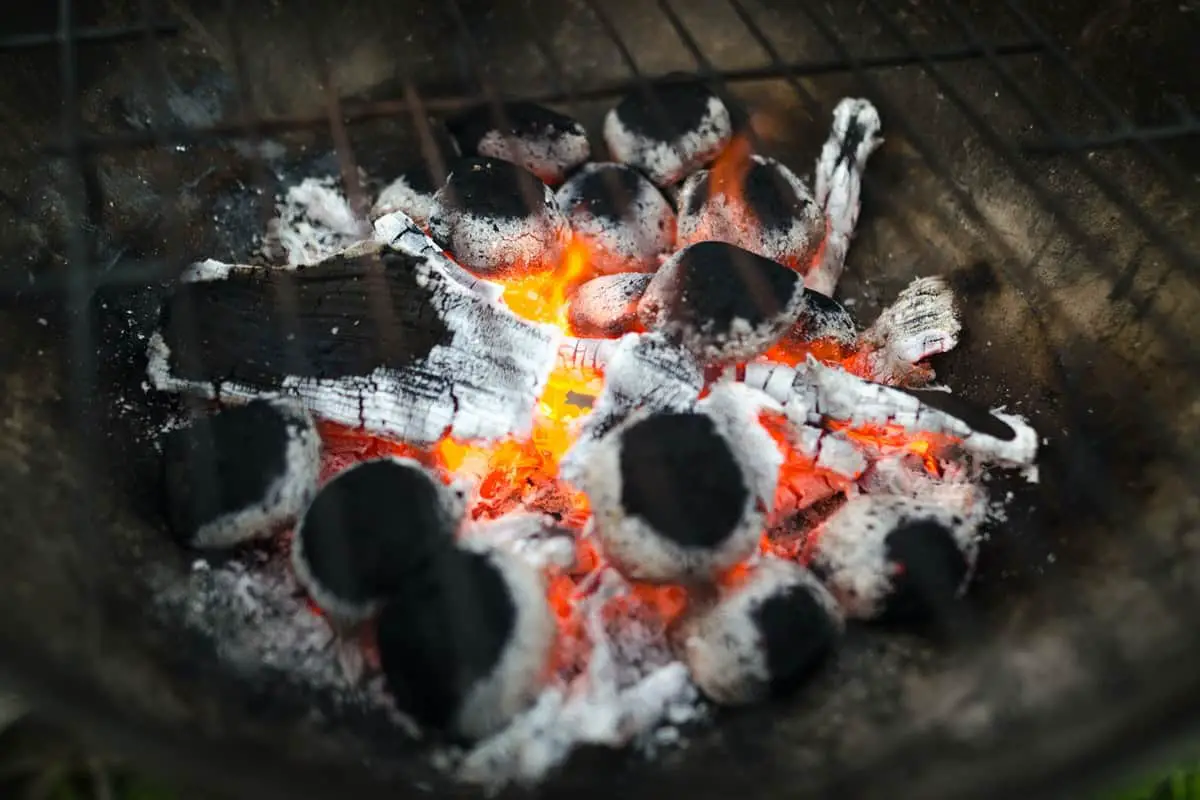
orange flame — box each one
[500,237,595,331]
[824,419,946,477]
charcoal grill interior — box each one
[0,0,1198,798]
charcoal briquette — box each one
[161,399,320,550]
[675,558,842,705]
[577,409,764,583]
[291,457,464,622]
[448,102,590,186]
[555,163,676,274]
[428,157,570,280]
[676,154,824,271]
[809,493,981,622]
[566,272,653,337]
[603,79,733,187]
[638,240,807,365]
[376,539,554,740]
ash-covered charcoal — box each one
[376,539,554,740]
[808,487,987,622]
[675,558,842,705]
[675,153,825,271]
[264,175,373,267]
[555,163,676,274]
[576,408,772,584]
[794,288,860,345]
[291,457,464,622]
[603,79,734,187]
[848,276,961,385]
[448,102,590,186]
[785,357,1039,471]
[428,157,570,280]
[638,241,807,365]
[147,238,560,446]
[559,333,705,482]
[161,399,320,549]
[809,98,884,296]
[371,164,443,228]
[567,272,653,337]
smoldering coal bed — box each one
[139,87,1040,791]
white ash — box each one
[450,568,703,790]
[773,357,1039,471]
[809,483,988,620]
[809,98,884,296]
[676,557,842,705]
[149,555,411,732]
[603,93,733,188]
[848,275,961,385]
[555,163,676,274]
[264,176,373,267]
[147,234,562,447]
[695,382,786,512]
[372,174,438,228]
[556,335,622,373]
[567,272,653,337]
[560,333,705,485]
[675,154,824,269]
[461,513,578,572]
[371,211,504,302]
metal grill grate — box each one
[1,0,1198,798]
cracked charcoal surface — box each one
[160,248,453,387]
[295,459,457,611]
[617,412,748,550]
[377,547,516,733]
[567,273,653,337]
[753,582,841,698]
[556,163,676,275]
[878,519,971,625]
[448,102,590,185]
[162,400,294,546]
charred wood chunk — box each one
[291,457,463,622]
[578,409,764,583]
[676,154,824,271]
[148,242,559,446]
[809,493,981,622]
[428,157,570,280]
[376,540,554,740]
[639,240,806,365]
[676,558,842,705]
[603,78,733,187]
[555,163,676,274]
[161,400,320,549]
[567,272,653,337]
[793,288,859,345]
[371,163,444,228]
[448,102,590,186]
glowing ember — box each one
[500,237,595,330]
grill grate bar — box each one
[34,42,1043,158]
[0,20,178,51]
[1019,120,1200,155]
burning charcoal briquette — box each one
[555,163,676,274]
[377,539,554,740]
[603,79,733,187]
[567,272,653,337]
[577,409,767,583]
[676,153,825,271]
[809,493,983,623]
[675,558,842,705]
[291,457,465,622]
[638,240,807,365]
[448,102,590,186]
[428,157,570,280]
[161,399,320,549]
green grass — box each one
[1106,767,1200,800]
